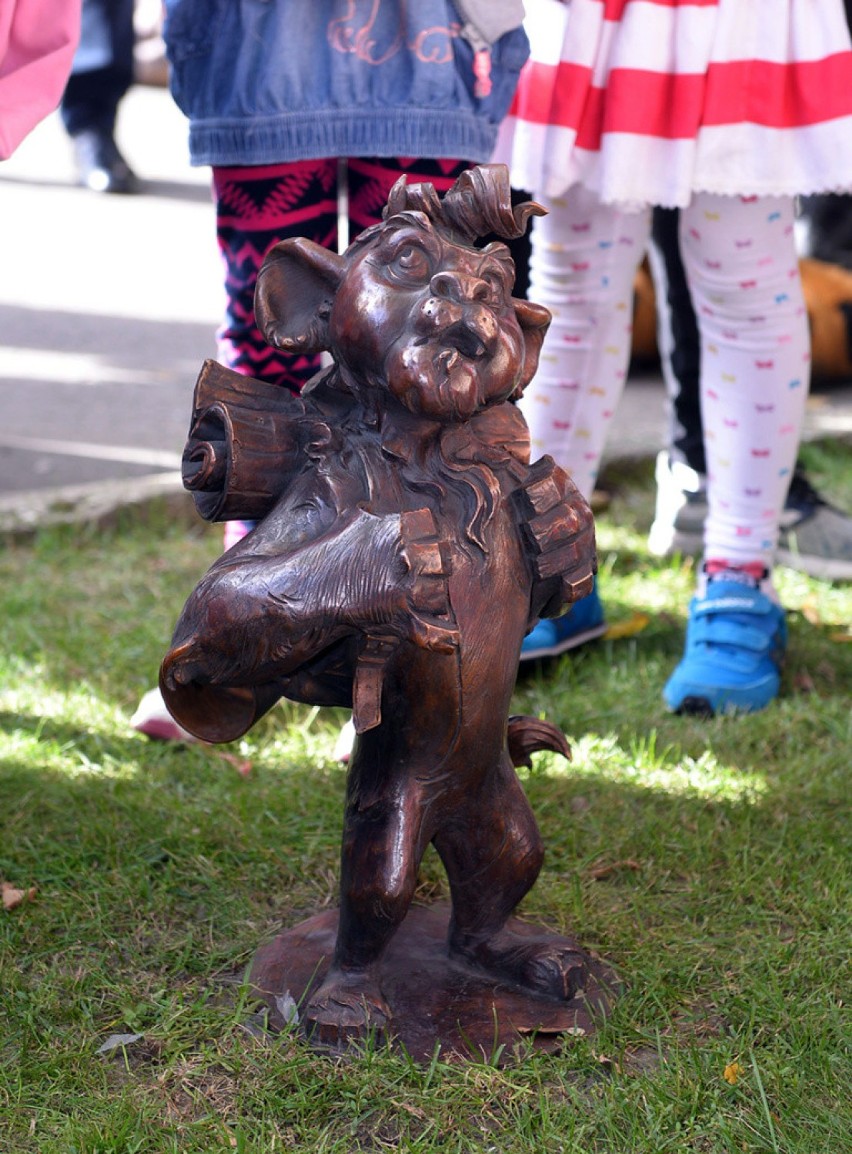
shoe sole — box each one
[776,547,852,581]
[666,677,780,717]
[649,528,852,581]
[672,695,716,718]
[519,620,608,661]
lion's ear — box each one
[512,298,552,396]
[255,238,347,354]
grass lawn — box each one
[1,440,849,1153]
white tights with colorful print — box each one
[520,187,809,575]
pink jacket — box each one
[0,0,82,159]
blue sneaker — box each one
[520,583,607,661]
[664,572,787,716]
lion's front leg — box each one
[160,506,457,740]
[514,454,597,623]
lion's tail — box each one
[507,715,571,768]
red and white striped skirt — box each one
[494,0,852,208]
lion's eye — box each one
[391,244,431,281]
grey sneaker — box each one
[647,451,706,557]
[776,473,852,580]
[648,452,852,581]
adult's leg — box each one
[60,0,137,192]
[648,208,705,473]
[518,185,650,504]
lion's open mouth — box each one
[437,321,489,369]
[436,347,463,375]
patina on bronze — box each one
[160,164,616,1058]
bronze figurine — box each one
[160,165,609,1054]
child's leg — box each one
[213,158,339,391]
[648,206,705,474]
[519,185,651,502]
[347,157,469,236]
[213,158,339,547]
[215,157,466,389]
[680,194,809,579]
[137,160,339,739]
[664,193,807,715]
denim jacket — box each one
[163,1,529,166]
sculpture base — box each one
[249,903,620,1063]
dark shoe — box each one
[72,129,139,194]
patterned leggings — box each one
[520,186,810,571]
[213,156,468,547]
[213,156,469,393]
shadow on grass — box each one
[2,666,848,1154]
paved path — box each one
[0,85,220,527]
[1,84,850,530]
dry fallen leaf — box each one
[604,613,650,641]
[801,600,822,626]
[793,669,816,694]
[723,1061,744,1085]
[2,881,37,911]
[588,859,641,881]
[394,1101,429,1120]
[96,1033,144,1055]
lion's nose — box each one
[430,269,490,303]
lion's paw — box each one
[303,970,391,1049]
[453,930,588,1003]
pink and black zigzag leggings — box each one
[212,156,469,394]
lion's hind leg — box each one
[436,759,587,1002]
